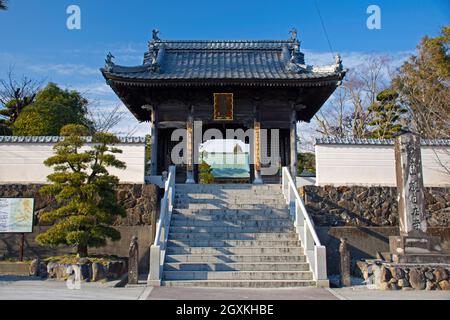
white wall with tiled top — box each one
[315,141,450,187]
[0,139,146,184]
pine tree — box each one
[368,89,407,139]
[36,124,126,257]
[393,26,450,139]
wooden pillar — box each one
[253,105,263,184]
[185,106,195,184]
[150,107,158,175]
[290,109,298,181]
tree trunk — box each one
[77,244,88,257]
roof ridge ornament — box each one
[289,28,298,42]
[105,52,115,72]
[335,53,343,71]
[152,29,161,42]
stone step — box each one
[167,239,301,248]
[175,193,285,200]
[170,219,293,228]
[173,208,290,216]
[172,213,291,221]
[168,232,298,241]
[163,262,310,272]
[175,192,284,198]
[165,246,304,255]
[163,271,314,281]
[169,226,294,233]
[175,184,282,191]
[174,203,288,210]
[161,280,317,288]
[174,198,286,205]
[165,254,308,263]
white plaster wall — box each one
[297,176,316,187]
[0,143,146,184]
[315,144,450,187]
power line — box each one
[314,0,336,61]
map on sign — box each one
[0,198,34,233]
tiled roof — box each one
[0,136,146,144]
[315,137,450,146]
[101,38,345,83]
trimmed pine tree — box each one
[368,89,408,139]
[36,124,126,257]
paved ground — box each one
[146,287,338,300]
[0,276,449,300]
[0,276,148,300]
[332,286,450,300]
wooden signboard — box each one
[214,93,234,121]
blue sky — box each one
[0,0,449,135]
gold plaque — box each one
[214,93,233,121]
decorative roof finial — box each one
[105,52,115,71]
[289,28,298,41]
[152,29,161,41]
[335,53,343,70]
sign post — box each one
[0,198,35,261]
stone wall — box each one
[0,183,160,272]
[317,226,450,276]
[0,184,160,226]
[0,226,153,270]
[304,186,449,227]
[357,261,450,291]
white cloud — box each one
[304,48,413,70]
[28,63,99,76]
[70,82,112,97]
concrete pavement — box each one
[0,276,147,300]
[146,286,338,300]
[0,276,449,300]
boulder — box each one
[409,269,426,290]
[380,282,390,290]
[380,266,392,282]
[433,267,448,282]
[29,259,40,277]
[438,280,450,291]
[397,278,410,288]
[38,261,48,278]
[47,262,69,279]
[106,261,126,280]
[389,282,400,290]
[390,267,405,280]
[91,263,106,282]
[79,263,92,281]
[424,271,434,281]
[426,280,436,291]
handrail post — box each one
[314,245,328,287]
[148,244,161,286]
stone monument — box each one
[339,238,351,287]
[128,236,139,285]
[390,132,442,263]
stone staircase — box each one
[161,184,317,288]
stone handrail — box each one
[281,167,328,285]
[147,165,176,286]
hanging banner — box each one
[254,122,261,171]
[0,198,34,233]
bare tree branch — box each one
[87,103,126,133]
